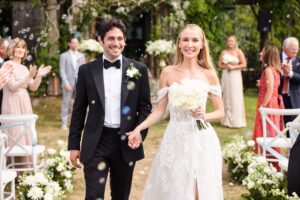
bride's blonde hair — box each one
[174,24,215,70]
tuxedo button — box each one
[91,100,95,104]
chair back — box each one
[0,114,38,156]
[0,134,7,188]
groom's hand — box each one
[126,130,142,149]
[70,150,82,168]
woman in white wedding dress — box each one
[126,24,224,200]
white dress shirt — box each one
[103,55,122,128]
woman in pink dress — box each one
[218,35,247,128]
[253,45,284,155]
[1,38,51,147]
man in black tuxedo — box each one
[68,18,152,200]
[279,37,300,196]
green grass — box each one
[31,89,258,199]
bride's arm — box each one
[204,70,225,122]
[126,68,170,148]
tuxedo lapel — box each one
[91,57,105,109]
[121,56,130,111]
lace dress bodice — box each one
[157,78,221,122]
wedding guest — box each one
[59,37,86,131]
[218,35,247,128]
[279,37,300,123]
[68,18,151,200]
[127,24,224,200]
[2,38,51,147]
[252,45,284,155]
[282,37,300,197]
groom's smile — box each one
[99,27,126,61]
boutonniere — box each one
[126,63,142,80]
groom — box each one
[68,18,152,200]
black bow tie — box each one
[103,59,121,69]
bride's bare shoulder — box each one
[204,68,220,85]
[159,65,177,87]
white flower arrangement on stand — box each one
[79,39,103,61]
[44,140,75,193]
[145,39,175,68]
[18,172,63,200]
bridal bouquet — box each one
[222,53,239,65]
[170,78,208,130]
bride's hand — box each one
[191,107,205,120]
[126,129,142,149]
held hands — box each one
[126,129,142,149]
[70,150,82,169]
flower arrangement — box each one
[169,78,208,130]
[145,39,175,57]
[223,135,255,183]
[241,156,295,200]
[18,172,63,200]
[79,39,103,53]
[44,140,75,192]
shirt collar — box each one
[103,54,122,65]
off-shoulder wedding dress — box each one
[142,78,224,200]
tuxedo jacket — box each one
[68,55,152,164]
[279,53,300,109]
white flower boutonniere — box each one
[126,63,142,80]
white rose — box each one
[47,148,56,155]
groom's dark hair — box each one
[98,18,127,40]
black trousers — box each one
[83,127,135,200]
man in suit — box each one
[279,37,300,121]
[0,38,10,112]
[280,37,300,196]
[59,37,86,130]
[68,18,152,200]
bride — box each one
[126,24,224,200]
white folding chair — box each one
[0,114,45,173]
[256,108,300,170]
[279,121,300,170]
[0,133,17,200]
